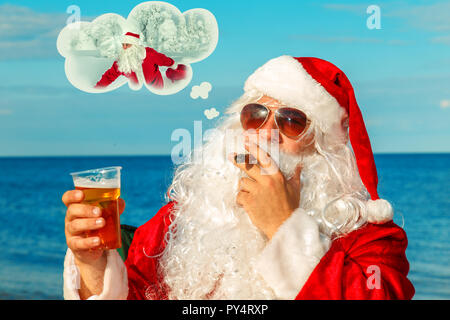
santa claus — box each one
[63,56,415,300]
[94,32,187,89]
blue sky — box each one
[0,0,449,156]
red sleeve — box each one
[146,47,174,67]
[125,202,175,300]
[296,221,415,300]
[95,62,121,88]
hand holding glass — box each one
[70,166,122,250]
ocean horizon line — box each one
[0,152,449,159]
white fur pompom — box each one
[366,199,394,224]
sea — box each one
[0,154,448,300]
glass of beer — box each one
[70,166,122,250]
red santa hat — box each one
[242,55,393,223]
[121,32,141,46]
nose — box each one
[257,112,281,143]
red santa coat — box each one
[95,47,174,89]
[124,202,415,300]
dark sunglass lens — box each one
[276,108,308,137]
[240,104,269,130]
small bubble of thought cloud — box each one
[191,82,212,99]
[440,99,450,109]
[204,107,219,120]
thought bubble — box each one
[56,1,218,95]
[191,82,212,99]
[204,107,219,119]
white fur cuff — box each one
[63,248,129,300]
[254,208,328,299]
[63,248,81,300]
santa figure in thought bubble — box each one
[95,32,187,89]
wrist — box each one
[75,252,107,299]
[265,208,294,240]
[75,251,106,270]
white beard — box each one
[157,120,308,300]
[157,110,370,300]
[116,45,146,74]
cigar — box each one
[234,153,257,164]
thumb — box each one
[288,164,303,186]
[287,165,302,206]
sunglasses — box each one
[240,103,310,139]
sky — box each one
[0,0,449,156]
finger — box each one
[244,141,277,169]
[288,165,303,184]
[68,236,101,251]
[228,153,262,181]
[62,190,84,206]
[245,142,283,177]
[66,204,102,221]
[236,191,250,207]
[67,217,105,235]
[239,177,257,192]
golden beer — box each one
[70,166,122,250]
[75,186,122,250]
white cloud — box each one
[190,82,212,99]
[289,34,413,46]
[431,35,450,45]
[323,2,450,32]
[204,107,219,120]
[322,3,367,14]
[0,109,12,115]
[0,4,69,59]
[440,100,450,109]
[389,2,450,32]
[289,34,383,44]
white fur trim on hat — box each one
[366,199,394,224]
[243,55,347,138]
[121,34,141,46]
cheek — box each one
[280,140,302,154]
[280,135,314,154]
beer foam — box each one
[73,177,120,188]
